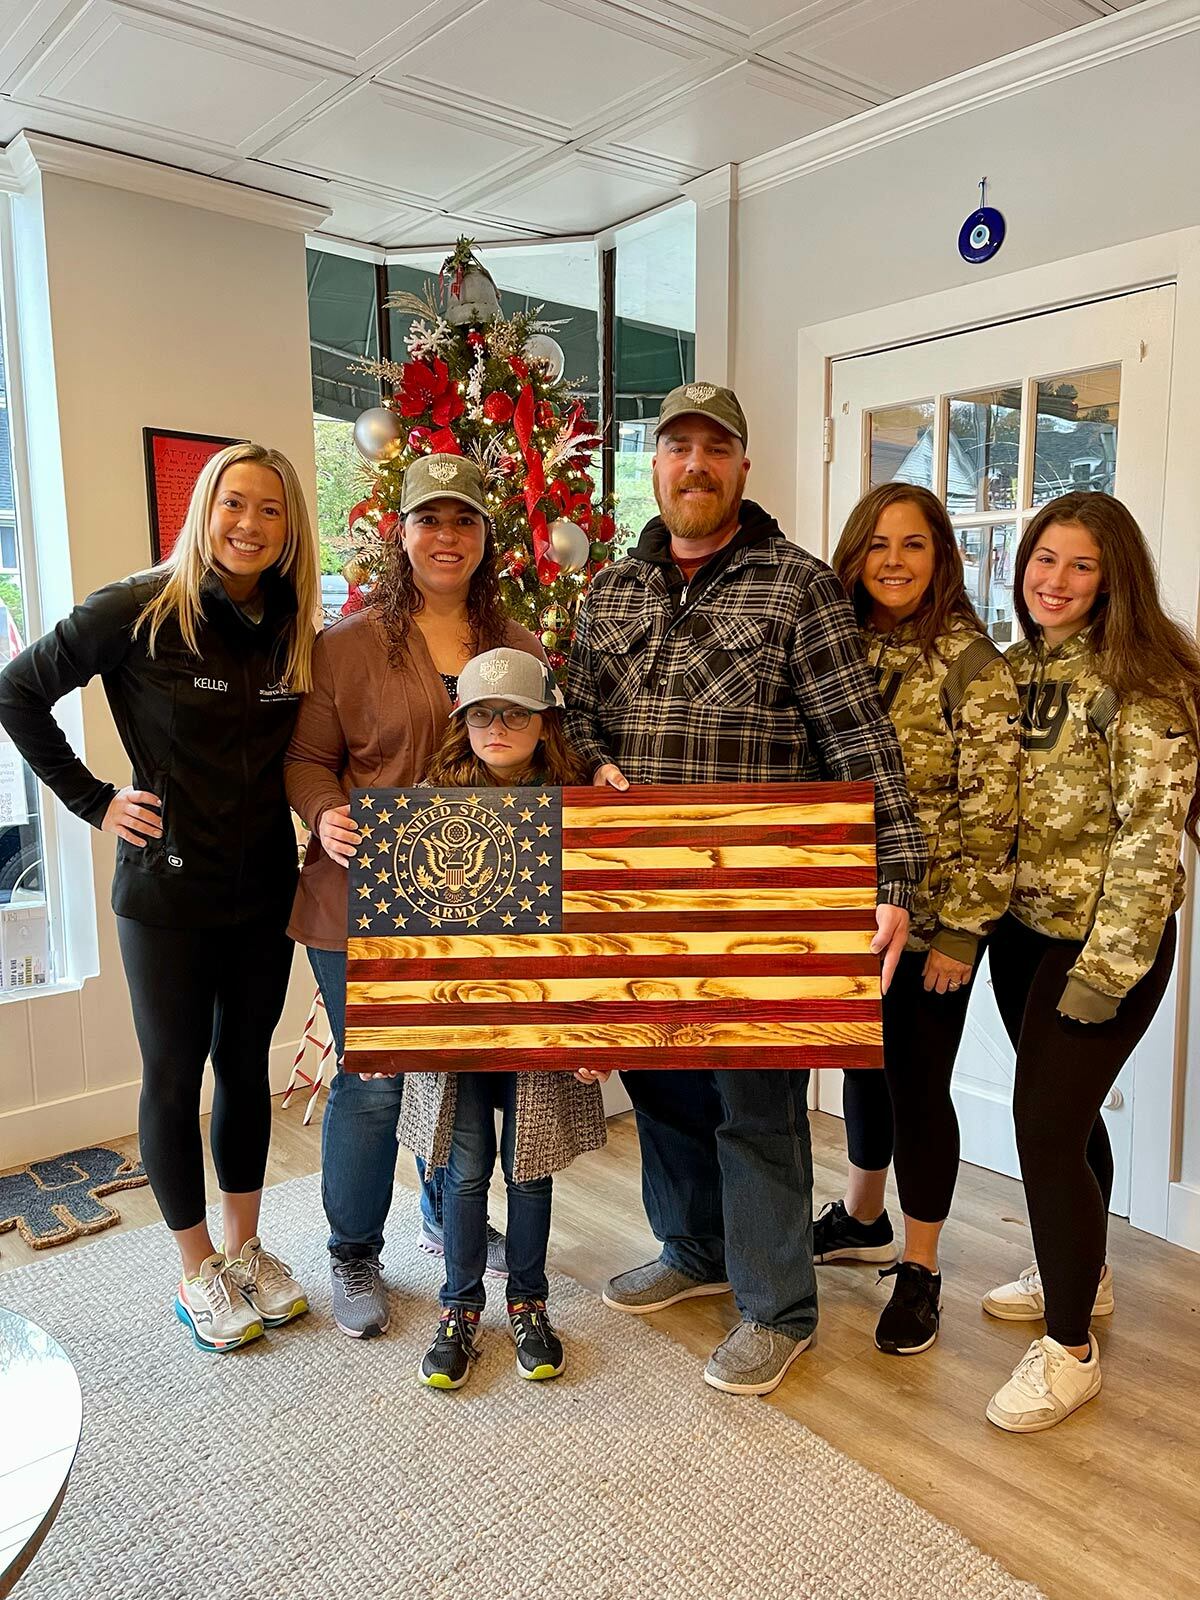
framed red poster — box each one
[143,428,244,564]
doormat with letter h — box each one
[0,1146,147,1248]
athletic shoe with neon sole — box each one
[227,1237,309,1328]
[419,1308,481,1390]
[986,1334,1102,1433]
[508,1299,565,1380]
[174,1254,264,1352]
[983,1262,1114,1322]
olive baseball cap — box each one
[655,382,748,448]
[453,648,565,715]
[400,453,489,518]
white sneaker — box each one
[983,1262,1114,1321]
[986,1334,1101,1432]
[227,1237,309,1328]
[174,1253,264,1352]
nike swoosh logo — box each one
[1006,715,1020,724]
[1166,729,1189,739]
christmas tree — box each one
[342,238,619,672]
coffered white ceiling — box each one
[0,0,1148,247]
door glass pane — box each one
[956,522,1018,644]
[1033,365,1120,505]
[867,401,934,489]
[947,386,1021,515]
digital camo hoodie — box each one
[860,623,1019,964]
[1007,627,1197,1021]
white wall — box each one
[703,23,1200,1242]
[0,149,325,1167]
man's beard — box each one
[654,473,741,542]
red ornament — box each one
[407,426,432,451]
[483,391,515,426]
[595,513,616,543]
[467,330,486,347]
[535,401,556,430]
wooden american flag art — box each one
[344,782,882,1073]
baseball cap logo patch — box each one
[479,655,509,685]
[685,384,718,403]
[428,459,460,483]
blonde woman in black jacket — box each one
[0,444,319,1353]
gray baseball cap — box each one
[453,648,565,715]
[655,382,748,448]
[400,453,489,518]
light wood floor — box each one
[3,1102,1198,1600]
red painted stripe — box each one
[346,1046,884,1073]
[560,781,875,808]
[346,953,880,981]
[347,999,877,1028]
[560,910,877,932]
[563,866,877,890]
[561,824,876,848]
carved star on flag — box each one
[519,808,533,822]
[536,882,550,897]
[537,852,551,866]
[501,793,516,808]
[392,912,408,928]
[375,898,390,912]
[501,912,516,927]
[536,823,551,837]
[360,824,374,840]
[518,896,533,912]
[357,884,372,900]
[376,868,390,883]
[394,794,409,808]
[519,836,533,851]
[537,793,552,808]
[378,808,391,824]
[537,912,551,926]
[465,793,481,806]
[359,795,375,810]
[519,867,533,881]
[357,914,371,929]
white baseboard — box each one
[1,1037,633,1170]
[1166,1182,1200,1254]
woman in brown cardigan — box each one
[284,455,544,1340]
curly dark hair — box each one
[370,515,509,665]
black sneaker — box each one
[508,1299,565,1381]
[813,1199,897,1264]
[419,1308,481,1390]
[875,1261,942,1355]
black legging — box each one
[117,916,294,1231]
[841,948,967,1224]
[988,911,1177,1347]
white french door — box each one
[819,285,1176,1212]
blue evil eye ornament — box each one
[959,177,1005,264]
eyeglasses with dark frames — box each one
[463,704,537,730]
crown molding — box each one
[0,131,331,232]
[684,165,736,212]
[738,0,1200,200]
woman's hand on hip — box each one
[102,787,162,848]
[922,948,974,995]
[318,802,361,867]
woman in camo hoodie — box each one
[821,484,1020,1359]
[981,492,1200,1435]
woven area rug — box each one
[0,1173,1043,1600]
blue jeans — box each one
[621,1068,817,1340]
[307,946,443,1260]
[442,1072,551,1312]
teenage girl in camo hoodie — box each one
[821,484,1019,1357]
[397,647,608,1391]
[981,491,1200,1434]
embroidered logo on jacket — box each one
[1019,680,1071,750]
[193,677,228,693]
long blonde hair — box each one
[134,443,320,692]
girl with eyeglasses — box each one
[397,647,610,1389]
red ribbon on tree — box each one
[512,382,555,580]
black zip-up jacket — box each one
[0,569,303,928]
[565,501,926,907]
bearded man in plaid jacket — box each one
[565,382,926,1397]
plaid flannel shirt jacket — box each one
[564,502,926,908]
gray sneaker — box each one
[417,1220,507,1280]
[602,1258,731,1314]
[331,1255,390,1338]
[703,1321,812,1395]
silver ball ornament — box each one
[548,518,590,573]
[524,333,565,383]
[353,407,403,463]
